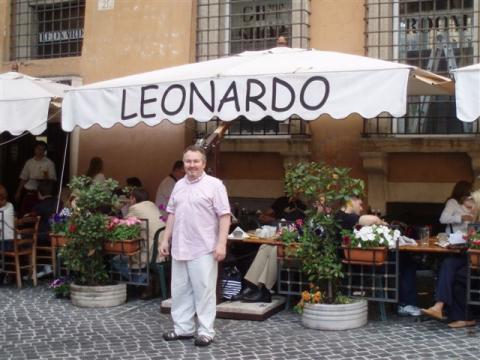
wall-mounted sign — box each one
[98,0,115,11]
[38,28,84,43]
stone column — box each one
[360,152,388,215]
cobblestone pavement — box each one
[0,283,479,360]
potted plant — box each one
[49,213,70,247]
[341,224,400,265]
[104,216,142,255]
[282,161,367,330]
[60,176,127,308]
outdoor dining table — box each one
[399,237,465,254]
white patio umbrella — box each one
[0,71,70,135]
[62,47,453,131]
[451,63,480,122]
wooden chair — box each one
[0,216,39,288]
[36,234,55,277]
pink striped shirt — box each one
[167,172,230,260]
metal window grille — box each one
[364,0,480,135]
[10,0,86,61]
[197,0,310,61]
[196,0,310,135]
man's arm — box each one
[159,213,175,256]
[213,214,231,261]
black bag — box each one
[221,266,242,300]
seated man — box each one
[232,196,306,303]
[114,188,166,298]
[335,196,421,317]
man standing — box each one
[160,146,230,347]
[15,141,56,216]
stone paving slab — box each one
[0,283,479,359]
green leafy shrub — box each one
[60,176,118,286]
[284,162,364,305]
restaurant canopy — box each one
[0,72,70,135]
[451,63,480,123]
[62,47,453,131]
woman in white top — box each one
[0,185,15,252]
[439,180,475,234]
[86,157,106,184]
[422,180,475,328]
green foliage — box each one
[60,176,119,286]
[284,162,364,303]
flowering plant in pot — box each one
[341,225,400,265]
[283,162,364,305]
[49,213,71,247]
[50,213,69,235]
[465,228,480,268]
[104,216,142,254]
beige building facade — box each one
[1,0,479,223]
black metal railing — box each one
[195,116,310,138]
[363,116,480,136]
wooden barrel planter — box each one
[50,234,69,247]
[302,300,368,331]
[103,238,141,255]
[468,249,480,269]
[70,283,127,308]
[342,246,387,266]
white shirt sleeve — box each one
[439,198,463,225]
[19,159,31,181]
[47,158,57,181]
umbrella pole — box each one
[56,132,69,213]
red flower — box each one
[295,219,304,226]
[68,224,77,233]
[342,236,351,245]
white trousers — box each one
[171,253,217,338]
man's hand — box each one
[213,243,226,262]
[159,238,170,256]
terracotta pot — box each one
[468,249,480,269]
[103,238,141,255]
[342,246,387,266]
[277,243,299,258]
[50,234,69,247]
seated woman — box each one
[422,180,476,328]
[0,185,15,252]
